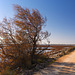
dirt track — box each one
[34,50,75,75]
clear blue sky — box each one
[0,0,75,44]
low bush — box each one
[0,67,18,75]
[67,46,75,52]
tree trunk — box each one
[31,40,36,64]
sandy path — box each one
[34,50,75,75]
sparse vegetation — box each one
[0,5,50,74]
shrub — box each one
[0,4,50,70]
[0,67,18,75]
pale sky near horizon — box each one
[0,0,75,44]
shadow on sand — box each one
[35,62,75,75]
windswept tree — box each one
[0,5,50,70]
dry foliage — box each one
[0,5,50,70]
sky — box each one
[0,0,75,44]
